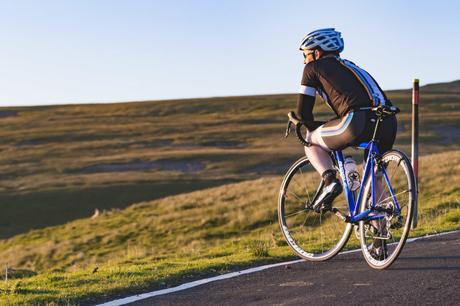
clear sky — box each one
[0,0,459,106]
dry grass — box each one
[0,150,458,273]
[0,150,458,304]
[0,81,458,303]
[0,86,459,238]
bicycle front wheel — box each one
[358,149,416,269]
[278,156,352,261]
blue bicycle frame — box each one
[334,140,402,223]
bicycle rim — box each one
[278,156,352,261]
[359,150,415,269]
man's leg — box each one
[304,143,334,174]
[305,128,342,210]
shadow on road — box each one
[391,255,460,271]
[391,266,460,271]
[398,255,460,260]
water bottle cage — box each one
[347,171,361,191]
[344,156,361,192]
[348,171,360,182]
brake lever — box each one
[285,121,292,138]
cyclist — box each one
[296,28,397,258]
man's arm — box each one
[296,87,325,131]
[296,89,315,121]
[297,64,326,131]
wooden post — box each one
[411,79,419,229]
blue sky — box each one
[0,0,459,106]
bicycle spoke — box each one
[385,161,403,190]
[375,189,409,206]
[319,213,323,253]
[286,190,306,203]
[298,167,313,204]
[375,160,408,206]
[301,214,309,227]
[285,208,308,218]
[290,176,304,192]
[290,176,314,202]
[374,159,402,205]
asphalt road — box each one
[130,232,460,306]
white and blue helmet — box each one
[299,28,344,53]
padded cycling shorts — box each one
[307,109,397,154]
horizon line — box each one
[1,78,458,108]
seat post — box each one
[371,116,382,141]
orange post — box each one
[411,79,419,229]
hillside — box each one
[421,79,460,93]
[0,150,459,304]
[0,80,459,238]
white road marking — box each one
[97,229,460,306]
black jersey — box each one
[300,56,390,117]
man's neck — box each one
[319,54,338,59]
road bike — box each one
[278,105,416,269]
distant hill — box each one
[421,79,460,93]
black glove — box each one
[303,120,326,131]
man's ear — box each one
[315,49,322,58]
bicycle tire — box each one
[278,156,352,261]
[358,149,416,269]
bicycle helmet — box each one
[299,28,344,53]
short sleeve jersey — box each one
[300,56,390,117]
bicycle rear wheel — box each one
[358,150,416,269]
[278,156,352,261]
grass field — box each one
[0,150,459,304]
[0,80,459,304]
[0,80,459,238]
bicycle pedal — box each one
[304,202,314,210]
[332,208,351,223]
[372,233,392,240]
[312,203,328,213]
[317,207,329,215]
[317,203,334,214]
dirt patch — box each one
[238,118,283,125]
[397,121,406,132]
[140,139,246,149]
[435,126,460,144]
[243,160,293,175]
[17,134,116,146]
[201,140,246,148]
[17,139,46,146]
[0,110,18,118]
[150,139,174,147]
[70,159,205,174]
